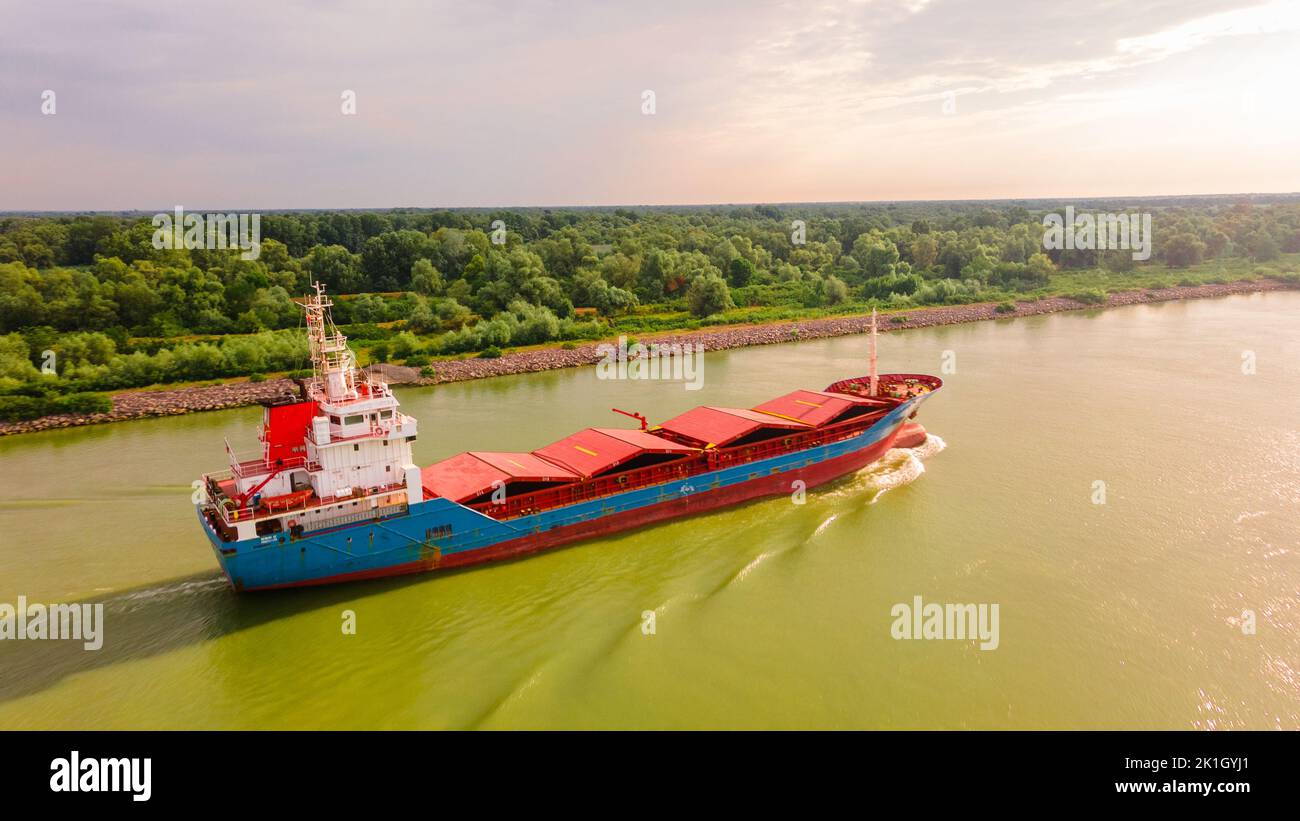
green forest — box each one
[2,196,1298,421]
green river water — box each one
[1,292,1297,729]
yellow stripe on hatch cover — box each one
[753,410,812,425]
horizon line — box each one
[4,190,1300,217]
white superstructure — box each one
[298,283,419,501]
[209,283,422,542]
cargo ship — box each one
[197,284,942,591]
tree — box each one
[728,256,756,287]
[65,216,120,265]
[533,228,592,278]
[637,249,676,301]
[911,234,939,270]
[937,239,972,278]
[0,333,40,381]
[106,270,162,328]
[571,269,639,316]
[304,245,365,293]
[998,223,1039,264]
[96,221,166,265]
[0,263,44,331]
[435,298,473,328]
[55,332,117,370]
[1025,252,1056,281]
[686,272,734,317]
[823,274,849,305]
[154,267,226,332]
[862,272,921,300]
[1162,233,1206,268]
[410,258,445,295]
[852,234,901,278]
[1205,229,1230,258]
[1245,231,1280,262]
[406,298,439,334]
[1098,249,1135,273]
[243,286,299,330]
[343,293,390,323]
[597,252,641,290]
[519,275,573,317]
[257,239,297,275]
[361,230,434,291]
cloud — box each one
[1,0,1297,208]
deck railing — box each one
[229,454,316,480]
[204,476,408,528]
[825,373,943,398]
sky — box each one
[2,0,1299,210]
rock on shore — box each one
[1,278,1292,437]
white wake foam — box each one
[822,433,947,505]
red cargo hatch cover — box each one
[588,427,697,453]
[752,389,859,427]
[812,389,895,408]
[421,451,578,503]
[533,428,695,478]
[655,406,806,448]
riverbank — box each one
[2,277,1294,436]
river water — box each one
[1,292,1297,729]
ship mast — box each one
[301,282,359,403]
[869,307,879,397]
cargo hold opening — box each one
[462,479,573,506]
[592,451,689,477]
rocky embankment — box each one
[1,278,1293,436]
[404,278,1297,382]
[0,378,304,436]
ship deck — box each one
[426,374,940,522]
